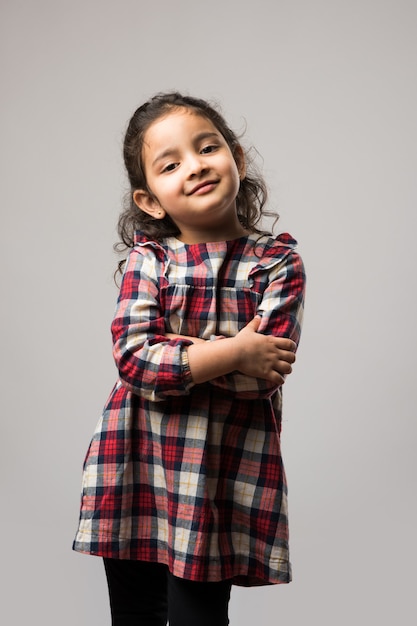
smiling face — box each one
[133,108,247,244]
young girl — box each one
[73,92,306,626]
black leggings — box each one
[103,558,232,626]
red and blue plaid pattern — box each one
[73,232,305,586]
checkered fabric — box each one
[73,232,305,586]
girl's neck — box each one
[177,216,249,244]
[176,223,249,245]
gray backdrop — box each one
[2,1,416,624]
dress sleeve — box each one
[111,246,195,401]
[208,249,306,398]
[256,249,305,342]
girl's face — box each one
[133,108,246,244]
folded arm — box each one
[112,245,305,402]
[166,319,296,386]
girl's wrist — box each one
[186,336,240,383]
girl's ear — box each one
[132,190,166,220]
[234,145,247,181]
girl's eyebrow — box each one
[152,148,177,167]
[152,132,221,167]
[193,131,220,143]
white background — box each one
[1,1,416,624]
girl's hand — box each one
[233,316,296,385]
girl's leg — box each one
[167,574,232,626]
[103,558,168,626]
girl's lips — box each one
[188,180,218,195]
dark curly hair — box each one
[116,92,277,258]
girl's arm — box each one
[112,248,196,401]
[186,316,295,386]
[112,247,295,402]
[112,245,304,402]
[166,320,296,386]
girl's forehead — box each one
[144,109,219,146]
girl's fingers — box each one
[275,347,296,363]
[278,361,292,375]
[281,351,296,364]
[274,337,296,352]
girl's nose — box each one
[187,153,208,177]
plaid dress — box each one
[73,231,305,586]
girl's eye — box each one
[201,145,218,154]
[162,162,178,173]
